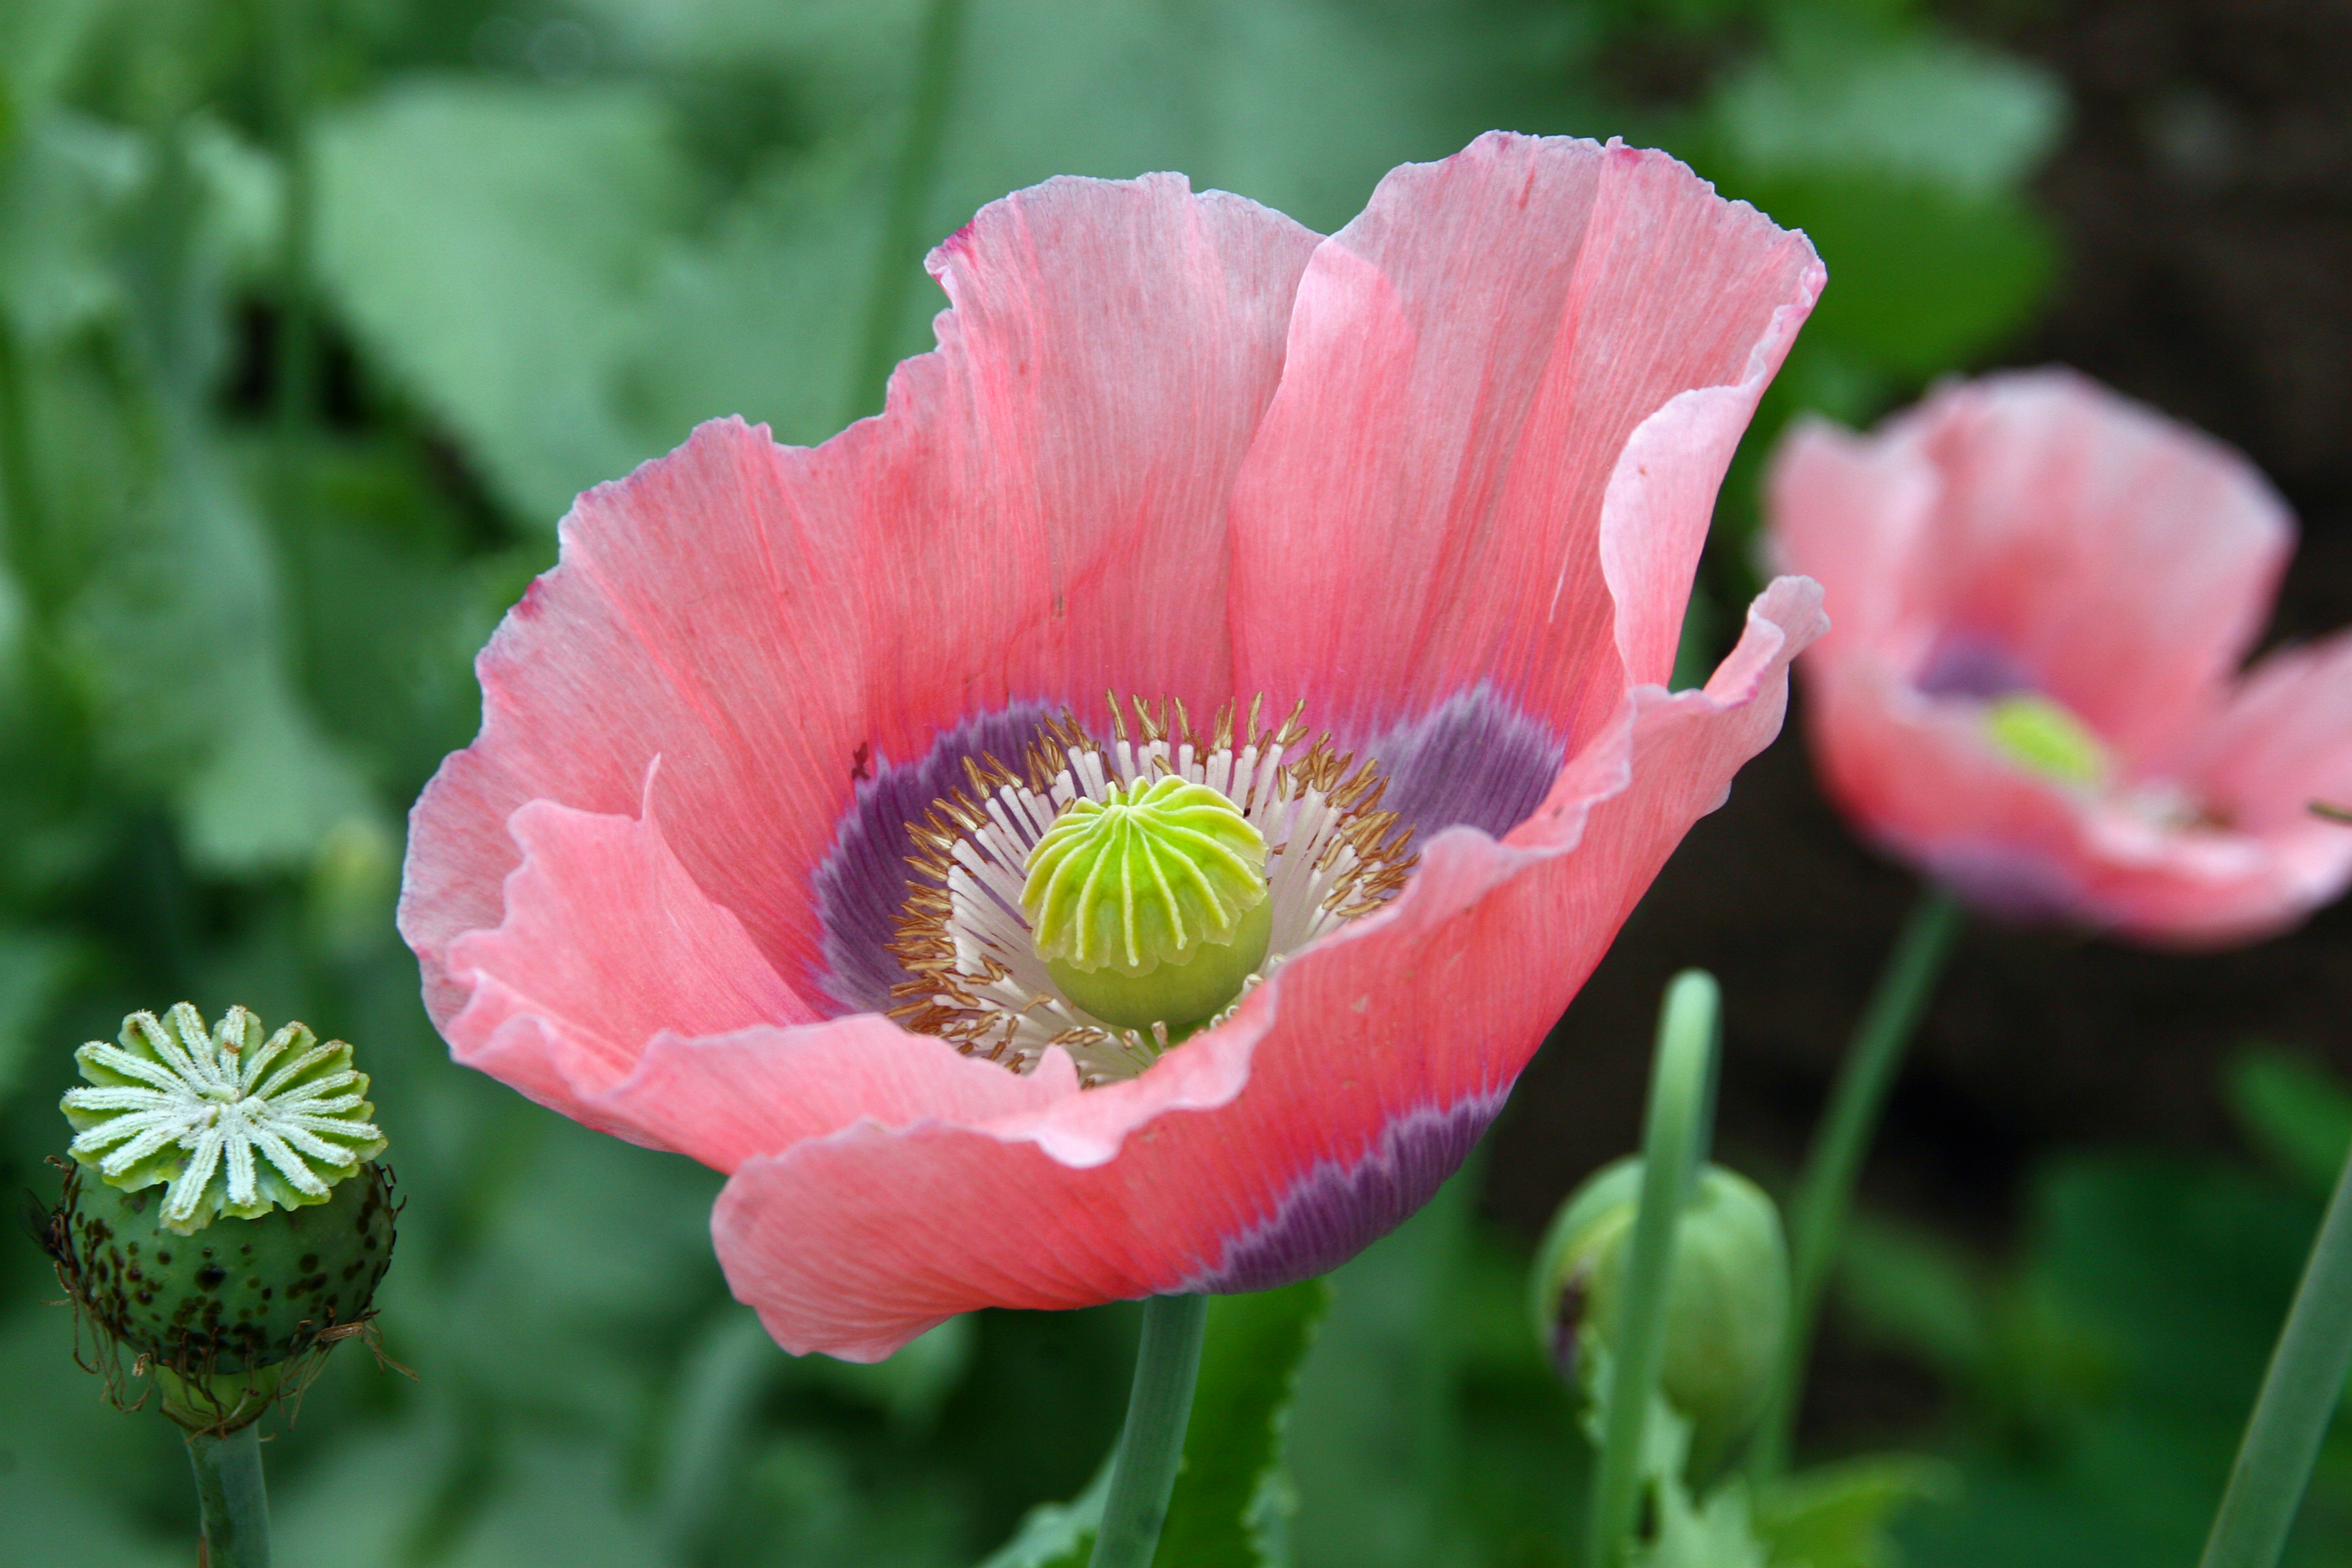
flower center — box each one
[1984,693,2108,789]
[891,697,1416,1084]
[1024,775,1273,1032]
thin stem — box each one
[187,1424,272,1568]
[849,0,968,425]
[1589,970,1722,1568]
[1089,1293,1210,1568]
[1753,885,1963,1479]
[2198,1135,2352,1568]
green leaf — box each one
[0,109,148,345]
[0,924,72,1101]
[1645,1477,1770,1568]
[976,1460,1110,1568]
[66,431,371,872]
[2227,1046,2352,1197]
[1832,1210,1989,1378]
[970,1282,1331,1568]
[789,1312,977,1428]
[1288,1161,1482,1568]
[313,80,693,524]
[1157,1280,1335,1568]
[1754,1455,1959,1568]
[1711,36,2063,201]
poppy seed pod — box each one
[49,1005,395,1432]
[1532,1157,1788,1478]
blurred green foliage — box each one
[9,0,2318,1564]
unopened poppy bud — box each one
[1022,774,1273,1031]
[1530,1157,1788,1476]
[49,1005,397,1431]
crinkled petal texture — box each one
[401,133,1827,1360]
[1769,369,2352,946]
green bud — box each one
[1985,693,2108,788]
[1023,775,1272,1031]
[49,1006,397,1431]
[1531,1157,1788,1479]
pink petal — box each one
[439,793,814,1140]
[1228,134,1822,746]
[1779,371,2293,769]
[403,175,1321,1031]
[711,579,1825,1361]
[2178,629,2352,931]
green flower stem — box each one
[188,1423,271,1568]
[1589,971,1722,1568]
[1753,885,1963,1479]
[1089,1293,1210,1568]
[2198,1133,2352,1568]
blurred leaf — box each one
[313,79,693,523]
[1713,35,2063,200]
[1755,1455,1957,1568]
[67,432,371,873]
[271,1416,456,1568]
[445,1440,665,1568]
[1750,176,2055,378]
[0,925,75,1101]
[1900,1156,2330,1567]
[2228,1047,2352,1196]
[1289,1162,1480,1568]
[1833,1210,1988,1377]
[1157,1279,1334,1568]
[789,1312,976,1428]
[1690,11,2063,417]
[0,110,147,344]
[0,1455,179,1568]
[1645,1481,1769,1568]
[620,125,891,445]
[976,1460,1108,1568]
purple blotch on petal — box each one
[812,702,1057,1015]
[1367,685,1565,844]
[1914,630,2035,701]
[1181,1087,1508,1294]
[1920,834,2097,928]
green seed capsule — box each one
[50,1005,397,1431]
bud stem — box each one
[1752,885,1962,1480]
[187,1423,272,1568]
[2198,1131,2352,1568]
[1588,970,1722,1568]
[1088,1293,1210,1568]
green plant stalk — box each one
[2198,1134,2352,1568]
[1589,970,1722,1568]
[188,1424,272,1568]
[1752,885,1962,1479]
[851,0,969,424]
[1089,1293,1210,1568]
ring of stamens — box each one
[889,695,1418,1085]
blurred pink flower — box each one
[399,133,1825,1360]
[1769,369,2352,946]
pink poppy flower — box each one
[399,132,1826,1361]
[1768,369,2352,947]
